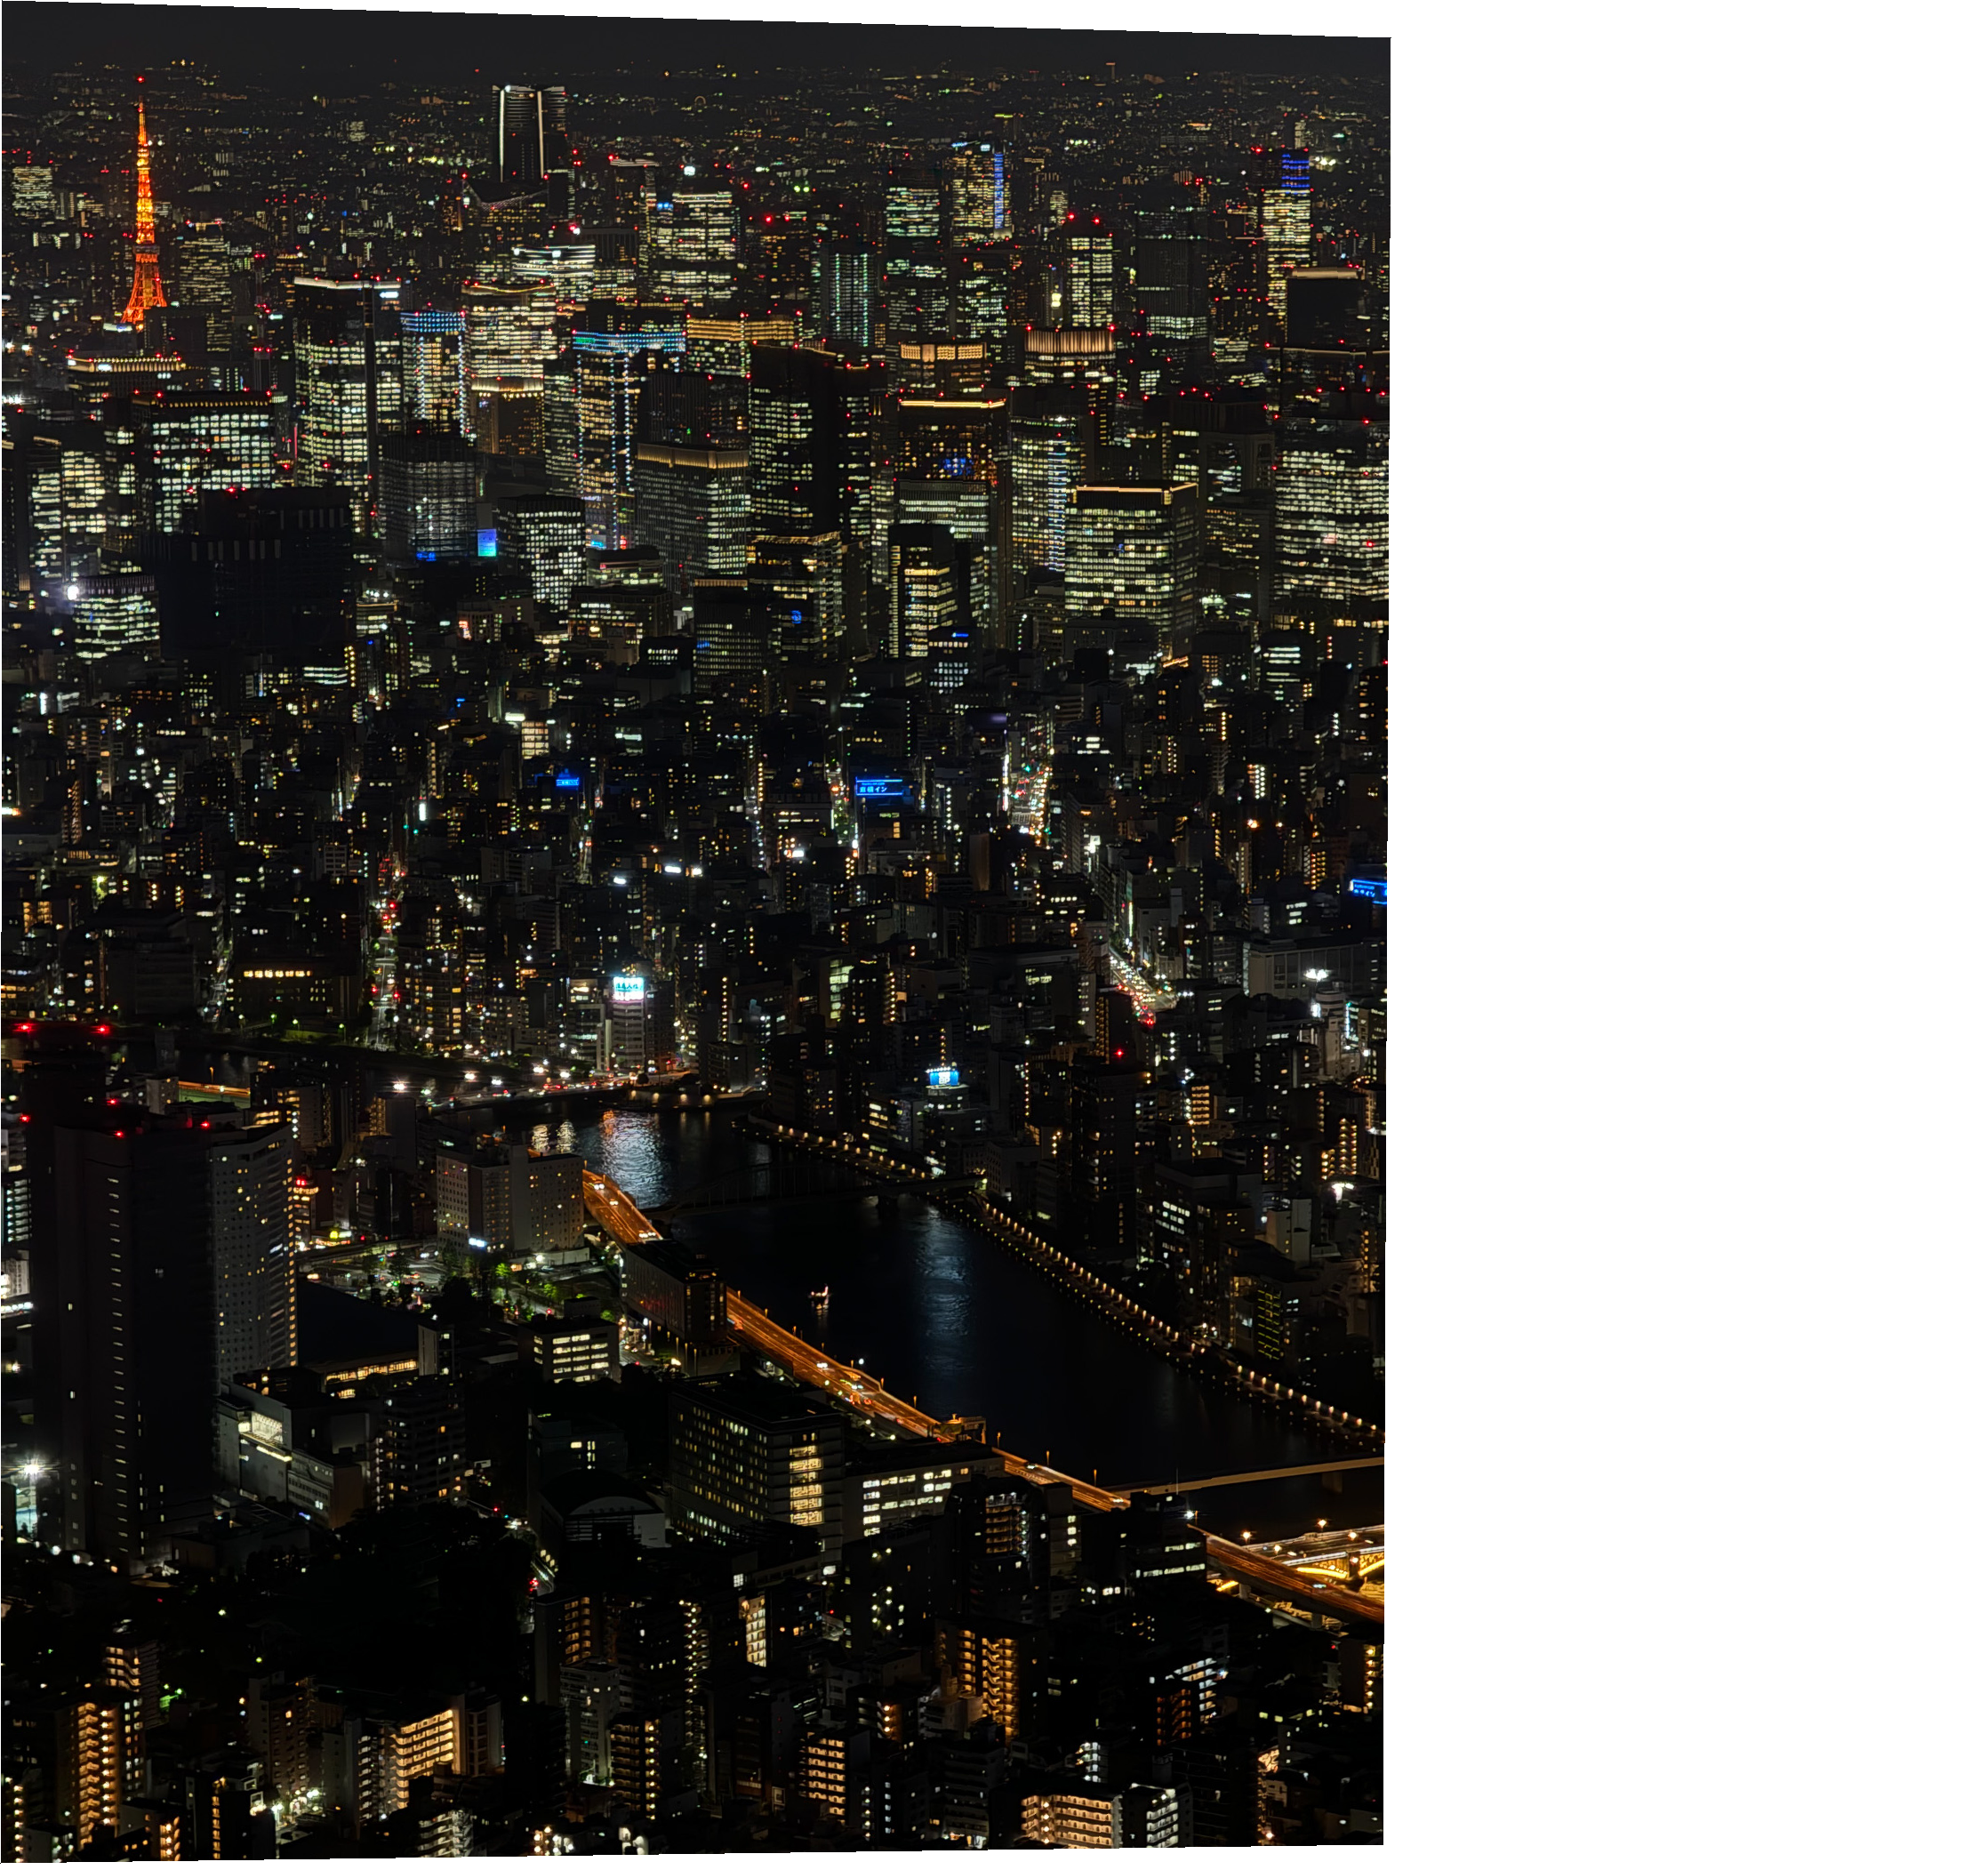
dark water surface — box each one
[516,1106,1380,1543]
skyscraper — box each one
[948,144,1012,245]
[1261,149,1314,324]
[884,177,948,348]
[129,389,279,533]
[814,239,880,352]
[64,574,161,662]
[21,1088,293,1569]
[887,522,973,686]
[748,531,846,659]
[139,486,356,664]
[1272,413,1388,630]
[494,493,589,615]
[574,329,674,548]
[290,277,405,533]
[1022,327,1118,449]
[747,342,880,544]
[1064,483,1200,658]
[1007,386,1094,577]
[119,82,167,325]
[1286,267,1374,351]
[1061,216,1118,330]
[645,182,739,308]
[402,308,471,436]
[1126,187,1211,350]
[633,442,752,592]
[893,477,1002,652]
[380,429,481,563]
[463,281,559,390]
[493,84,549,193]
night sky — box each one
[4,3,1389,83]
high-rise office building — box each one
[494,85,552,193]
[600,970,656,1076]
[1272,413,1388,629]
[747,342,880,543]
[887,522,973,686]
[1127,188,1211,349]
[21,1089,293,1569]
[494,494,589,616]
[1022,327,1118,448]
[893,477,1002,652]
[1286,267,1374,351]
[1064,483,1200,657]
[748,531,846,658]
[463,281,559,390]
[814,239,879,352]
[574,329,674,548]
[509,242,598,308]
[947,243,1015,350]
[402,308,471,436]
[129,389,279,533]
[645,183,739,307]
[173,224,239,353]
[140,486,355,664]
[1007,386,1094,577]
[632,442,751,591]
[689,578,772,702]
[884,178,947,348]
[1061,217,1118,330]
[380,429,481,563]
[543,347,581,494]
[1261,149,1314,323]
[739,210,811,319]
[949,144,1011,245]
[290,277,404,533]
[64,574,161,662]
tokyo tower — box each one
[120,78,168,325]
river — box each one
[507,1104,1381,1545]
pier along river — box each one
[509,1104,1381,1545]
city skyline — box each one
[2,7,1386,1853]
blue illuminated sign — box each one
[1347,878,1387,903]
[853,776,909,800]
[555,769,584,791]
[477,528,499,558]
[926,1066,961,1089]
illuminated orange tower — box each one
[120,78,168,325]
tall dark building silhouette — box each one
[139,486,356,664]
[20,1042,294,1569]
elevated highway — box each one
[590,1164,1385,1627]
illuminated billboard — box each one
[853,775,910,800]
[612,975,646,1005]
[1347,877,1387,903]
[926,1065,961,1088]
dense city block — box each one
[2,24,1386,1855]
